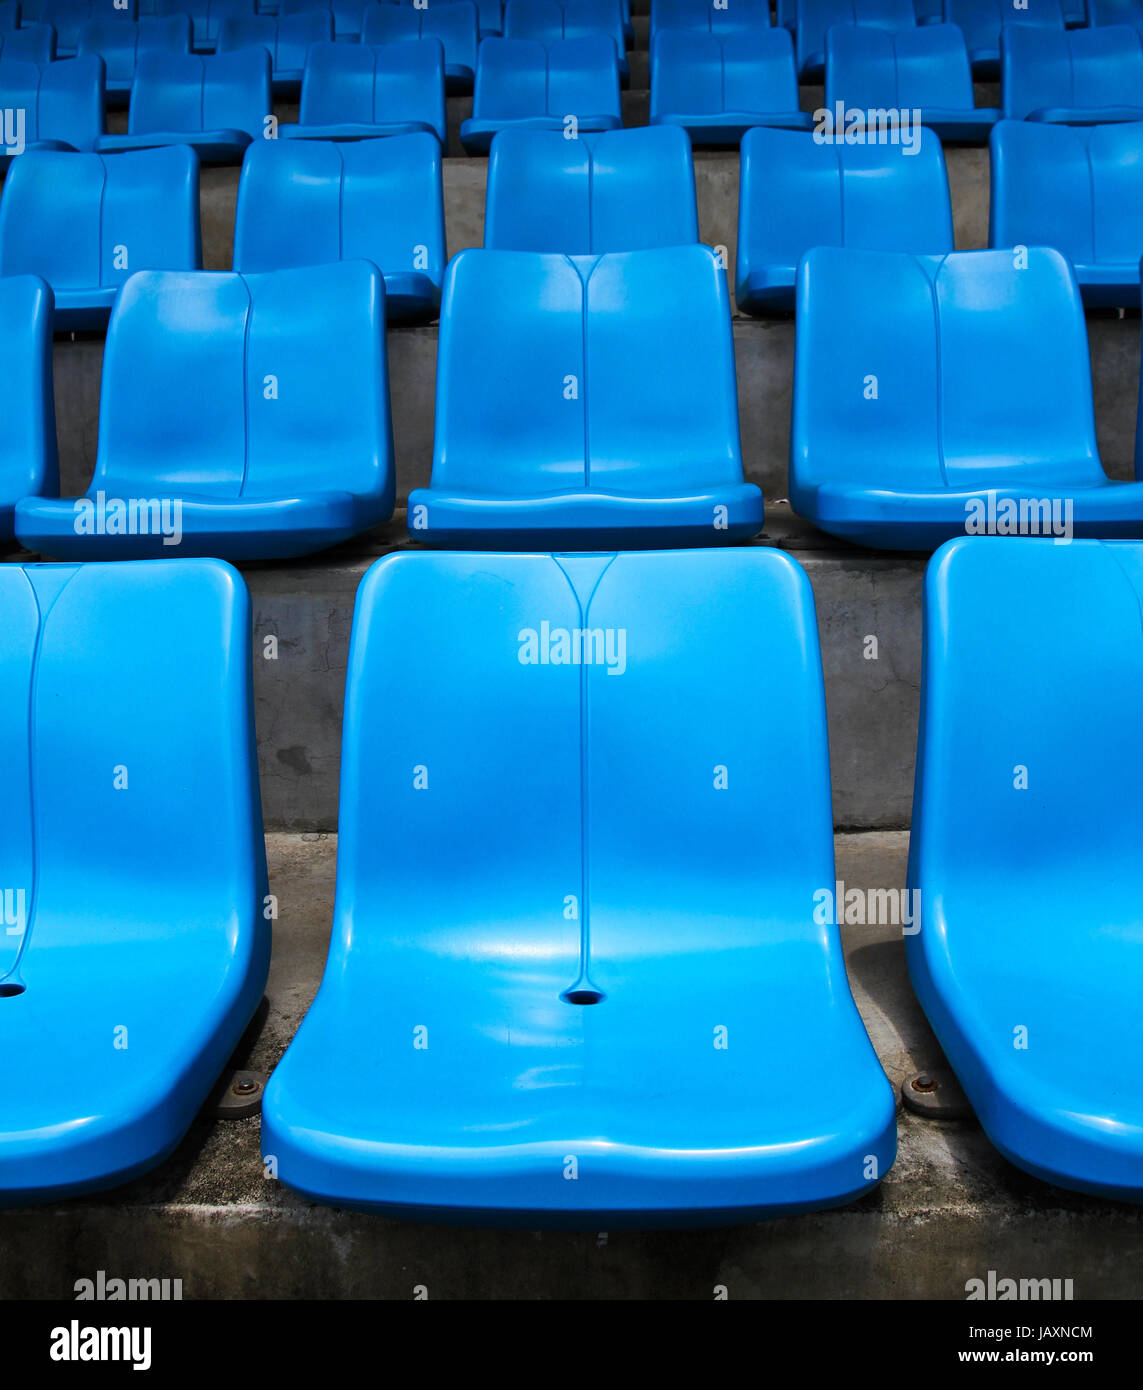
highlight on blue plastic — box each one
[0,276,57,548]
[0,559,270,1207]
[78,16,193,100]
[154,0,257,52]
[408,246,763,548]
[233,132,444,320]
[989,120,1143,308]
[461,34,621,153]
[361,0,480,91]
[216,11,332,91]
[0,19,53,61]
[281,39,447,144]
[14,262,395,561]
[1001,23,1143,123]
[649,28,813,144]
[908,536,1143,1204]
[40,0,136,57]
[825,24,1001,142]
[790,247,1143,550]
[735,125,954,314]
[0,56,105,169]
[504,0,629,84]
[484,124,699,251]
[94,48,272,161]
[649,0,771,45]
[943,0,1064,77]
[0,147,201,331]
[795,0,915,78]
[261,547,897,1226]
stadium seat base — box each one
[96,131,253,162]
[795,483,1143,550]
[14,492,384,562]
[405,486,766,548]
[278,121,441,141]
[650,112,813,145]
[460,114,622,154]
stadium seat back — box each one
[0,56,104,150]
[1002,24,1143,118]
[79,16,193,90]
[93,263,389,507]
[234,132,444,285]
[434,246,740,496]
[793,247,1102,497]
[0,147,200,294]
[42,0,137,53]
[472,36,548,116]
[484,125,698,252]
[0,21,54,62]
[547,33,618,112]
[129,48,270,137]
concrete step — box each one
[3,830,1138,1299]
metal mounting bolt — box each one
[912,1074,938,1093]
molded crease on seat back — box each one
[0,275,57,510]
[649,30,723,116]
[946,0,1064,59]
[360,0,478,73]
[300,42,376,122]
[95,271,250,496]
[2,55,105,150]
[651,0,772,39]
[989,121,1096,262]
[243,261,390,510]
[909,538,1143,1197]
[263,547,895,1219]
[485,126,698,252]
[433,251,588,493]
[585,247,742,492]
[934,248,1101,487]
[792,249,942,496]
[796,0,915,74]
[79,17,194,90]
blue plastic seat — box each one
[990,120,1143,307]
[361,1,479,91]
[736,125,954,314]
[0,559,269,1207]
[261,546,897,1226]
[40,0,136,56]
[14,262,395,560]
[281,40,447,144]
[484,125,699,251]
[825,25,1001,142]
[153,0,257,50]
[0,1,18,30]
[233,133,444,320]
[1088,0,1143,34]
[0,147,201,331]
[790,247,1143,550]
[0,56,104,169]
[279,0,367,40]
[461,35,621,152]
[0,21,53,61]
[77,16,192,100]
[908,537,1143,1203]
[1001,24,1143,123]
[795,0,915,78]
[504,0,628,84]
[95,48,272,160]
[944,0,1065,77]
[649,0,771,45]
[408,246,763,548]
[649,29,812,145]
[0,276,56,547]
[216,11,331,90]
